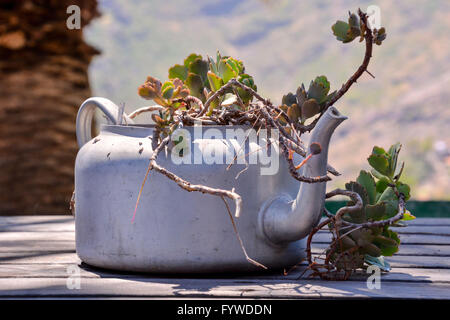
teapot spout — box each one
[258,106,347,244]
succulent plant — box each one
[281,76,336,124]
[168,53,209,102]
[139,76,189,108]
[166,51,257,112]
[373,27,387,45]
[332,10,387,45]
[328,143,413,271]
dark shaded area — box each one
[0,0,100,214]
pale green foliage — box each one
[328,143,413,271]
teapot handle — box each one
[76,97,134,148]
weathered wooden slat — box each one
[2,229,449,245]
[0,252,77,264]
[311,232,450,245]
[0,216,73,225]
[312,243,450,256]
[386,256,450,269]
[317,225,450,236]
[1,216,450,231]
[1,263,450,284]
[0,216,449,299]
[0,277,449,299]
[1,239,448,259]
[318,217,450,226]
[0,232,74,241]
[391,226,450,235]
[406,218,450,226]
[1,244,447,268]
[285,268,450,283]
[0,221,74,232]
[0,240,75,253]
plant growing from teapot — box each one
[301,143,414,280]
[130,9,412,277]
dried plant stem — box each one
[300,9,374,133]
[128,105,165,119]
[221,196,267,269]
[294,154,312,170]
[147,134,243,218]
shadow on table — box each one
[77,262,434,298]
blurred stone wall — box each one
[0,0,99,214]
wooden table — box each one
[1,216,449,299]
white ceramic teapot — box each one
[74,97,346,273]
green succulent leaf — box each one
[287,104,301,122]
[296,84,307,106]
[378,228,400,256]
[185,73,204,100]
[365,202,386,221]
[373,146,387,155]
[184,53,202,68]
[368,154,391,177]
[207,71,223,92]
[347,12,361,38]
[189,58,209,85]
[375,176,390,194]
[168,64,188,81]
[225,57,242,74]
[237,74,256,104]
[388,142,401,176]
[401,210,416,221]
[321,90,337,107]
[374,234,398,248]
[371,168,389,180]
[307,76,330,104]
[344,181,369,223]
[282,93,297,107]
[356,170,377,205]
[161,80,174,91]
[218,59,238,83]
[162,86,174,99]
[207,55,218,74]
[362,243,382,257]
[378,187,399,217]
[345,181,369,207]
[396,182,411,201]
[374,27,387,45]
[332,20,356,43]
[301,99,321,121]
[340,236,357,250]
[351,228,374,247]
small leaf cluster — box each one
[138,52,257,123]
[329,143,413,272]
[331,11,386,45]
[281,76,336,125]
[168,51,257,114]
[138,77,190,127]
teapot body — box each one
[75,124,306,272]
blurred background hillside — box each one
[85,0,450,200]
[0,0,448,214]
